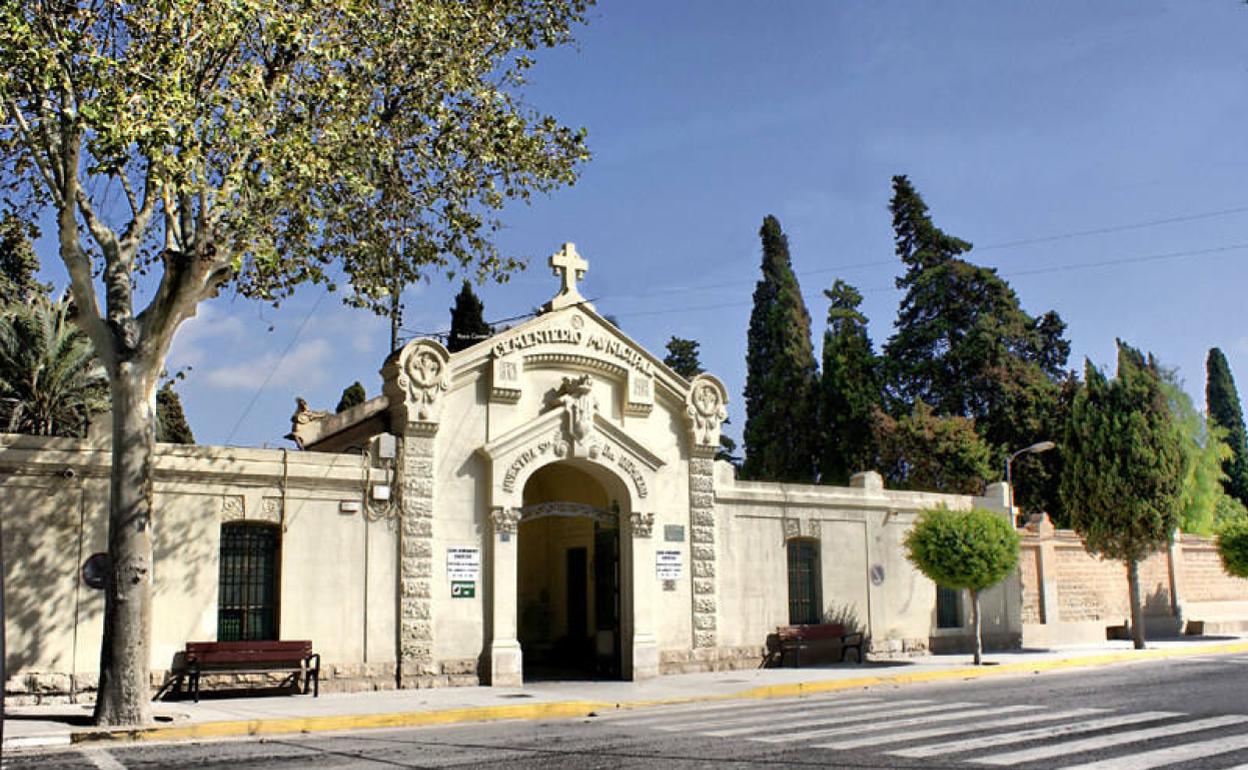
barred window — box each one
[787,539,821,625]
[217,522,280,641]
[936,585,962,629]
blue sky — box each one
[34,1,1248,448]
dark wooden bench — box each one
[777,624,864,667]
[176,640,320,702]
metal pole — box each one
[1,505,7,752]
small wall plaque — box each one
[664,525,685,542]
[870,564,886,586]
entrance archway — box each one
[517,462,625,680]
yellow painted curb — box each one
[67,639,1248,745]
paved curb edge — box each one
[12,639,1248,749]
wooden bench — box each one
[178,640,320,702]
[777,624,864,667]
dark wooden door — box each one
[565,547,588,644]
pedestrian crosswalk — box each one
[596,687,1248,768]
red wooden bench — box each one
[181,640,320,702]
[777,624,864,666]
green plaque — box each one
[451,580,476,598]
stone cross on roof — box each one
[544,242,593,312]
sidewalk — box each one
[7,635,1248,752]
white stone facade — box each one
[1,245,1022,700]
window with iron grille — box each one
[936,585,962,628]
[217,522,280,641]
[787,539,821,625]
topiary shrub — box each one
[905,506,1020,664]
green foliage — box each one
[742,215,818,482]
[0,214,48,305]
[873,401,994,494]
[0,296,107,437]
[1160,370,1233,536]
[1216,518,1248,578]
[155,383,194,444]
[818,280,880,485]
[447,281,492,353]
[1207,348,1248,506]
[664,337,703,379]
[1060,341,1184,564]
[883,175,1069,513]
[905,506,1020,592]
[335,381,367,414]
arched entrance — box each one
[517,461,625,680]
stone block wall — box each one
[1019,514,1248,643]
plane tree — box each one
[0,0,590,725]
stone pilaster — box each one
[628,511,659,679]
[684,374,727,650]
[381,338,451,688]
[689,451,718,648]
[397,429,437,684]
[488,507,522,686]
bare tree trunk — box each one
[971,588,982,666]
[1,504,7,747]
[1128,558,1146,650]
[93,361,156,726]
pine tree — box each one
[1206,347,1248,506]
[447,281,492,353]
[336,381,367,413]
[818,280,880,485]
[155,383,195,444]
[1060,341,1184,650]
[664,337,702,379]
[742,215,818,482]
[873,402,993,494]
[883,175,1069,512]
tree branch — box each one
[5,98,62,206]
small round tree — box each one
[905,506,1020,665]
[1217,518,1248,578]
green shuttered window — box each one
[217,522,280,641]
[787,539,821,625]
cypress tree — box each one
[336,381,367,413]
[742,215,818,482]
[447,281,492,353]
[818,280,880,485]
[155,383,195,444]
[1060,341,1184,650]
[1206,347,1248,505]
[0,214,49,306]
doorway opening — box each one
[517,462,623,680]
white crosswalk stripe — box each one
[602,694,879,726]
[888,710,1181,759]
[817,707,1107,751]
[744,704,1035,742]
[1058,731,1248,770]
[602,692,1248,768]
[969,714,1248,766]
[647,698,925,732]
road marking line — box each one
[81,749,128,770]
[1058,731,1248,770]
[649,697,903,731]
[821,707,1107,750]
[970,714,1248,766]
[606,695,879,726]
[705,701,961,740]
[888,711,1181,758]
[747,704,1036,743]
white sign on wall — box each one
[447,547,481,581]
[656,549,683,580]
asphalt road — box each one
[10,652,1248,769]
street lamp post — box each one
[1006,441,1056,526]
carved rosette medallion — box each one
[382,339,451,433]
[221,495,245,522]
[685,374,728,451]
[629,512,655,538]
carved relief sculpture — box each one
[382,339,452,431]
[629,511,655,538]
[685,373,729,449]
[490,507,521,535]
[546,374,598,451]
